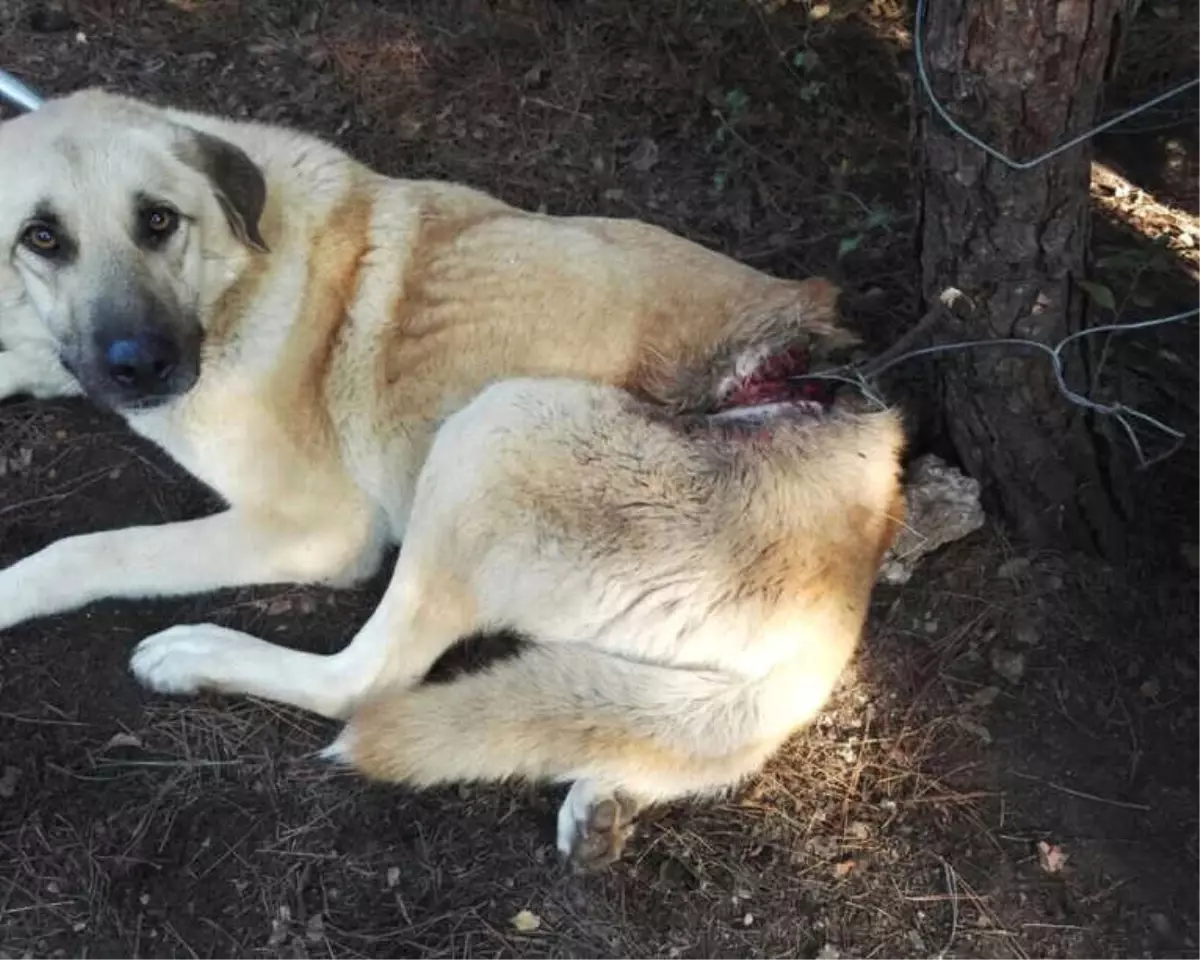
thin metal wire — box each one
[913,0,1200,171]
[800,371,891,410]
[795,308,1199,469]
[906,0,1199,468]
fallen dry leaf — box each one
[953,715,993,745]
[1036,840,1068,874]
[511,909,542,933]
[996,557,1032,579]
[833,858,856,879]
[629,137,659,173]
[845,820,870,841]
[990,648,1026,684]
[0,765,21,799]
[966,685,1001,709]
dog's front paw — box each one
[130,623,250,695]
[0,348,83,402]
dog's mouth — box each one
[718,344,835,415]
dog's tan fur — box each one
[0,90,904,864]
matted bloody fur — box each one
[0,89,904,866]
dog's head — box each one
[0,89,268,410]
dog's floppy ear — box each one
[177,129,270,253]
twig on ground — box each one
[1009,771,1152,811]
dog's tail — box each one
[635,275,858,413]
[325,642,842,801]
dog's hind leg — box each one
[326,641,784,869]
[556,779,643,870]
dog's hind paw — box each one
[129,623,254,696]
[557,780,640,872]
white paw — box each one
[130,623,252,696]
[317,728,355,765]
[556,780,639,869]
[556,779,599,858]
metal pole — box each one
[0,70,44,112]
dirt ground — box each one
[0,0,1197,957]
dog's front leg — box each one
[129,549,477,720]
[0,510,377,632]
[0,348,83,401]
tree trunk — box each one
[916,0,1126,556]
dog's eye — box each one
[21,223,60,257]
[144,206,179,239]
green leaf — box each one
[1079,280,1116,311]
[791,49,821,72]
[865,207,892,230]
[799,80,825,102]
[837,235,862,260]
[723,88,749,117]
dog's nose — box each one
[104,335,180,392]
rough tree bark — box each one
[916,0,1127,556]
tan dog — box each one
[0,89,904,865]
